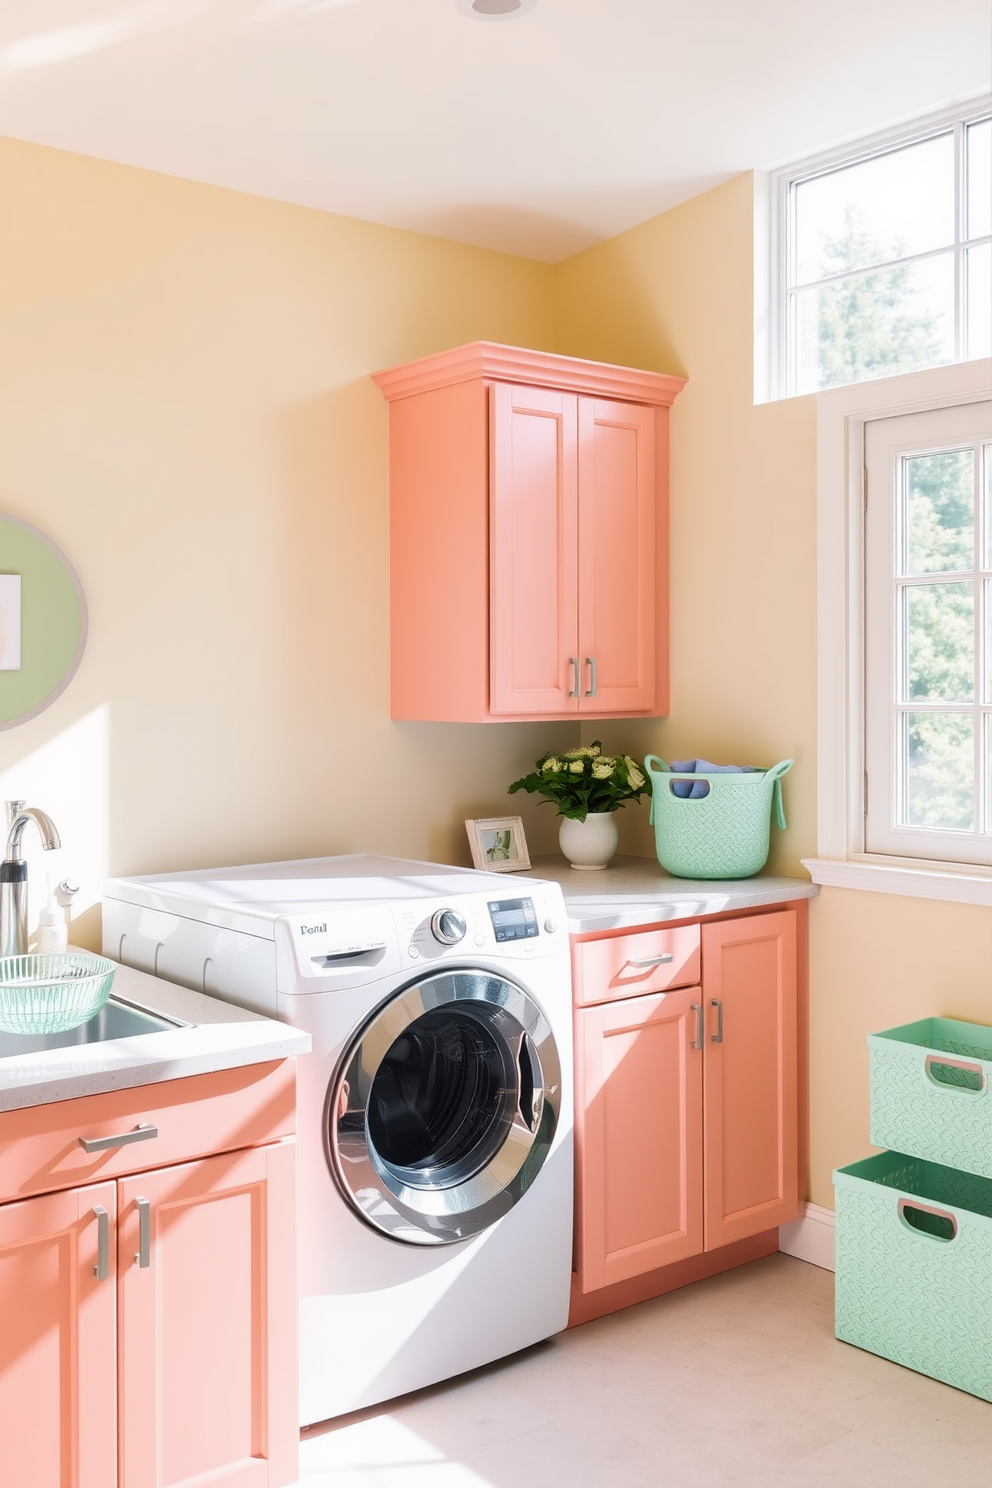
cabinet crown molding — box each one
[372,340,687,407]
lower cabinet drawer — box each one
[572,924,701,1006]
[0,1060,296,1201]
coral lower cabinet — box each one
[373,341,686,722]
[0,1060,298,1488]
[572,909,800,1300]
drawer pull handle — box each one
[568,658,581,699]
[711,998,724,1044]
[135,1197,151,1268]
[585,656,597,698]
[79,1123,159,1153]
[626,954,674,970]
[691,1002,704,1051]
[93,1206,109,1281]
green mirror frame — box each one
[0,513,87,732]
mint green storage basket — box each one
[869,1016,992,1180]
[644,757,793,879]
[834,1150,992,1401]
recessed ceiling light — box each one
[456,0,538,20]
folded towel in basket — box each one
[669,759,757,798]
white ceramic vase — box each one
[559,811,619,870]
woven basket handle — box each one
[644,756,669,827]
[764,759,794,831]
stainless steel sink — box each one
[0,997,185,1059]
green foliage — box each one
[906,712,974,832]
[901,450,977,832]
[810,208,944,390]
[508,743,650,821]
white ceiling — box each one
[0,0,988,262]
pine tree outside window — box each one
[775,102,992,398]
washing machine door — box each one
[327,968,562,1245]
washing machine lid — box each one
[328,966,561,1246]
[104,854,545,940]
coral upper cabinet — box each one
[373,343,686,722]
[573,910,799,1294]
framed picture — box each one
[465,816,531,873]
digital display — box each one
[488,897,539,942]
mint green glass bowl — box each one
[0,952,116,1035]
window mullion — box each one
[954,117,964,363]
[977,443,985,831]
[792,241,957,295]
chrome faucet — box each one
[1,800,61,958]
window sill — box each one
[802,857,992,906]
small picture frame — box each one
[465,816,531,874]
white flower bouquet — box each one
[508,742,650,821]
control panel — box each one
[394,884,565,965]
[487,897,538,943]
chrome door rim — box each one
[326,969,561,1246]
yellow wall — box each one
[0,136,575,944]
[555,171,992,1208]
[808,890,992,1206]
[555,173,818,875]
[4,137,985,1208]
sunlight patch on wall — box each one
[0,706,110,938]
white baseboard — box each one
[779,1203,836,1271]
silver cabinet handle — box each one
[79,1123,158,1154]
[711,998,724,1044]
[134,1197,151,1268]
[568,657,580,698]
[626,954,674,969]
[93,1206,109,1280]
[691,1002,704,1051]
[585,656,597,697]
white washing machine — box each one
[103,855,573,1424]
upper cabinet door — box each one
[577,398,657,713]
[490,382,579,715]
[0,1181,118,1488]
[702,911,799,1251]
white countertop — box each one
[525,855,818,934]
[0,962,310,1114]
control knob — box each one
[431,908,467,946]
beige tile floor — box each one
[294,1255,991,1488]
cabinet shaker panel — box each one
[0,1181,118,1488]
[575,987,703,1292]
[702,911,799,1250]
[118,1142,298,1488]
[490,383,579,715]
[577,397,657,713]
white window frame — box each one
[864,403,992,862]
[765,93,992,403]
[804,356,992,904]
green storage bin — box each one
[869,1017,992,1180]
[644,756,793,879]
[834,1150,992,1400]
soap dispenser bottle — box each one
[36,881,68,954]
